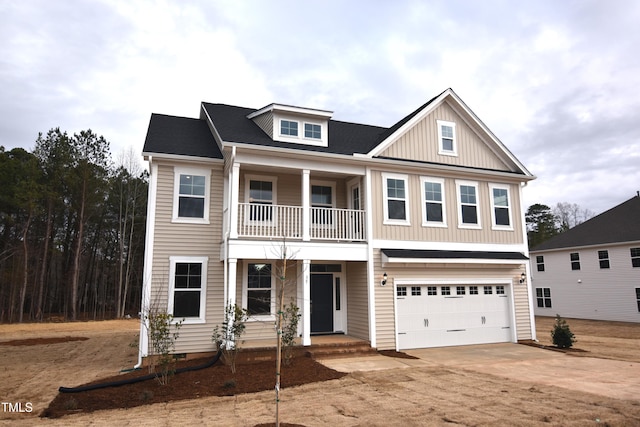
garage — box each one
[396,283,512,350]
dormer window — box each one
[437,120,457,156]
[280,120,298,136]
[305,123,321,139]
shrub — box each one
[145,310,183,385]
[213,303,248,374]
[281,302,301,366]
[551,314,576,348]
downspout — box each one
[365,166,377,348]
[135,157,158,369]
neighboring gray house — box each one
[530,195,640,322]
[138,88,537,362]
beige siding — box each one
[149,162,225,355]
[372,249,532,350]
[380,103,509,171]
[346,261,369,340]
[251,111,274,139]
[371,170,524,244]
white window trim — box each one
[456,180,481,229]
[382,173,410,226]
[242,260,276,321]
[437,120,458,156]
[244,174,278,225]
[279,119,299,137]
[273,113,328,147]
[172,167,211,224]
[489,183,514,231]
[420,176,447,228]
[168,256,208,324]
[310,180,336,230]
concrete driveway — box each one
[319,343,640,401]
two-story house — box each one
[138,88,536,362]
[530,195,640,323]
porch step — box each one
[306,341,377,360]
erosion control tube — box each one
[58,350,222,393]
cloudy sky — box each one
[1,0,639,215]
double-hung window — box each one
[311,182,334,226]
[382,173,410,224]
[437,120,457,156]
[168,256,208,323]
[246,175,277,223]
[421,177,446,227]
[570,252,581,270]
[631,248,640,268]
[536,255,545,272]
[489,184,512,229]
[598,250,610,269]
[246,263,273,316]
[173,167,210,223]
[456,180,480,228]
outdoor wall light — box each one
[519,272,526,284]
[381,272,388,286]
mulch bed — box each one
[41,355,347,419]
[0,336,89,346]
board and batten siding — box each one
[379,102,508,171]
[149,162,224,355]
[346,261,369,341]
[531,244,640,323]
[371,169,524,244]
[373,249,532,350]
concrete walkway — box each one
[318,343,640,401]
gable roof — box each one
[201,103,386,155]
[531,195,640,251]
[143,114,223,159]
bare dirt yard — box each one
[1,316,640,426]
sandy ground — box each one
[1,317,640,426]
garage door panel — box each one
[396,284,513,350]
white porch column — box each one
[302,169,310,241]
[229,163,240,239]
[302,259,311,345]
[227,258,238,307]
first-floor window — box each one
[169,256,207,322]
[536,288,552,308]
[247,263,272,315]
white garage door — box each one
[396,284,512,350]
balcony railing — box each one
[237,203,366,241]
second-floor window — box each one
[598,250,610,269]
[421,177,446,226]
[490,184,512,229]
[570,252,581,270]
[536,255,545,272]
[248,178,275,222]
[173,167,210,223]
[383,174,409,224]
[311,183,334,225]
[457,181,480,227]
[631,248,640,267]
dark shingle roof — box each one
[201,103,386,155]
[143,113,223,159]
[532,196,640,251]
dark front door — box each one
[311,274,334,333]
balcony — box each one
[236,203,366,242]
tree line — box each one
[0,128,147,323]
[526,202,595,248]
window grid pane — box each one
[304,123,321,139]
